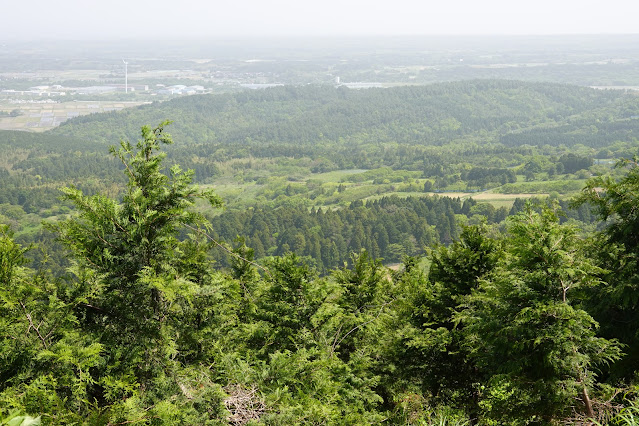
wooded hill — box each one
[2,81,637,192]
[4,81,639,186]
[51,81,639,166]
[1,81,639,275]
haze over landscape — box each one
[3,1,639,425]
[3,0,639,39]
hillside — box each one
[1,80,634,190]
[1,80,638,273]
[51,80,639,151]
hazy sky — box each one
[3,0,638,40]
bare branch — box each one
[184,224,272,279]
[20,301,48,349]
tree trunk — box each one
[582,384,595,419]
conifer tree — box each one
[55,121,221,340]
[574,156,639,375]
[0,226,102,423]
[50,122,228,422]
[460,204,622,423]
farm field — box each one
[362,190,549,208]
[0,100,150,131]
[468,190,551,208]
[205,167,557,212]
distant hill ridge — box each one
[47,80,638,149]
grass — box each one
[496,179,586,195]
[203,164,584,212]
[310,169,367,183]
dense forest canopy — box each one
[1,81,637,271]
[1,82,636,195]
[2,122,639,424]
[51,81,639,150]
[4,82,639,181]
[2,81,639,423]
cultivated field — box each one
[0,100,149,132]
[365,190,548,209]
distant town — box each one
[2,35,639,131]
[1,83,209,97]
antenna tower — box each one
[122,59,128,93]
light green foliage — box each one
[53,121,222,345]
[577,157,639,246]
[375,227,501,420]
[573,156,639,385]
[331,250,395,362]
[0,225,103,423]
[218,252,388,424]
[614,400,639,425]
[250,253,325,354]
[32,122,229,423]
[4,115,639,423]
[389,393,471,426]
[459,203,623,423]
[0,412,41,426]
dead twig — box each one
[20,301,48,349]
[184,224,272,279]
[224,384,266,425]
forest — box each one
[2,81,639,424]
[2,81,638,274]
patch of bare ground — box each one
[470,192,547,200]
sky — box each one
[3,0,639,40]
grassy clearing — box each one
[203,164,588,212]
[309,169,367,183]
[495,179,586,194]
[470,191,548,208]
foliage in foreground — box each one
[2,123,639,424]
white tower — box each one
[122,59,128,93]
